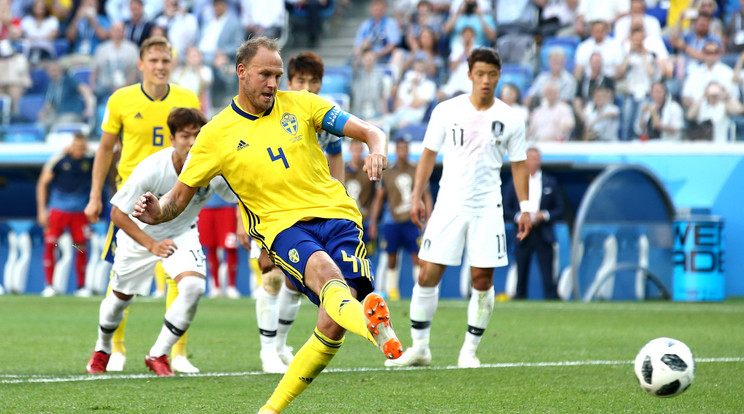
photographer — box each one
[442,0,496,50]
[686,81,743,142]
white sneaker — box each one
[41,286,56,297]
[384,346,432,367]
[107,352,126,371]
[276,345,294,366]
[171,355,200,373]
[75,287,92,297]
[0,284,5,295]
[225,286,241,299]
[457,351,481,368]
[207,288,223,299]
[260,349,289,374]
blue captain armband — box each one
[322,107,351,137]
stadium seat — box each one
[69,66,92,86]
[17,94,45,122]
[53,38,70,58]
[1,123,45,143]
[540,36,580,73]
[28,68,50,95]
[394,122,427,142]
[0,94,10,125]
[320,93,350,111]
[320,66,352,95]
[495,64,534,98]
[288,0,335,19]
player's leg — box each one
[198,209,221,297]
[220,207,240,298]
[383,222,401,301]
[86,289,135,373]
[514,240,532,299]
[535,237,558,300]
[70,212,90,296]
[257,265,288,373]
[224,247,240,298]
[276,278,301,365]
[41,209,64,296]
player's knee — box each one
[177,276,206,301]
[262,268,284,295]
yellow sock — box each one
[263,329,343,412]
[106,272,127,355]
[165,276,188,357]
[319,279,374,344]
[154,261,167,295]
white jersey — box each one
[111,147,238,243]
[423,94,527,215]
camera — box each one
[464,2,476,15]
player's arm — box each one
[111,206,177,258]
[411,148,437,228]
[35,168,54,229]
[368,185,386,240]
[510,160,532,240]
[85,131,118,223]
[340,116,388,182]
[326,152,345,182]
[132,181,198,225]
[235,206,250,251]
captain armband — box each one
[322,107,351,137]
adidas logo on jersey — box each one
[134,112,143,119]
[237,140,248,151]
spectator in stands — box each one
[615,27,659,140]
[539,0,580,38]
[64,0,109,66]
[90,21,139,103]
[724,0,744,66]
[171,46,213,114]
[106,0,163,22]
[241,0,285,40]
[353,0,400,64]
[0,2,31,117]
[377,58,436,133]
[686,80,743,142]
[402,0,445,42]
[528,82,575,142]
[500,82,529,123]
[438,25,476,100]
[493,0,540,64]
[574,0,629,38]
[614,0,662,43]
[672,0,724,40]
[442,0,496,52]
[574,52,614,140]
[681,41,738,109]
[503,146,564,300]
[574,20,623,80]
[124,0,154,47]
[154,0,199,62]
[285,0,331,47]
[198,0,243,62]
[636,81,685,141]
[670,12,722,71]
[36,132,94,298]
[525,47,577,109]
[209,49,237,115]
[351,50,389,120]
[394,26,443,82]
[582,85,620,141]
[20,0,59,65]
[38,60,95,130]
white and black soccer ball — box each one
[634,337,695,398]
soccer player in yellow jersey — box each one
[83,36,201,374]
[133,37,403,413]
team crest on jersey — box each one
[491,121,505,144]
[288,248,300,263]
[281,113,298,135]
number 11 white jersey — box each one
[422,94,527,215]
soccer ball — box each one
[634,337,695,398]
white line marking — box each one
[2,357,741,384]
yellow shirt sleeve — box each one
[299,90,335,133]
[101,91,123,136]
[179,128,221,188]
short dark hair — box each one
[467,47,501,71]
[235,36,281,69]
[167,108,207,137]
[287,51,324,81]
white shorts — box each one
[418,209,508,268]
[111,227,206,296]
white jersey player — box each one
[386,47,533,369]
[86,108,236,376]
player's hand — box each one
[84,199,102,224]
[149,238,177,258]
[410,197,428,229]
[132,192,161,224]
[516,212,532,241]
[258,249,275,274]
[363,153,387,182]
[236,223,250,251]
[368,222,378,240]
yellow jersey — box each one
[101,83,200,186]
[179,90,362,249]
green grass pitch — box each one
[1,295,743,413]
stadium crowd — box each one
[2,0,744,143]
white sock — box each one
[256,287,279,351]
[96,293,133,354]
[276,284,301,351]
[409,283,439,350]
[149,277,205,357]
[462,286,495,354]
[385,267,400,293]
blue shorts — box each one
[382,220,420,255]
[270,219,375,306]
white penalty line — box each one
[2,357,742,385]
